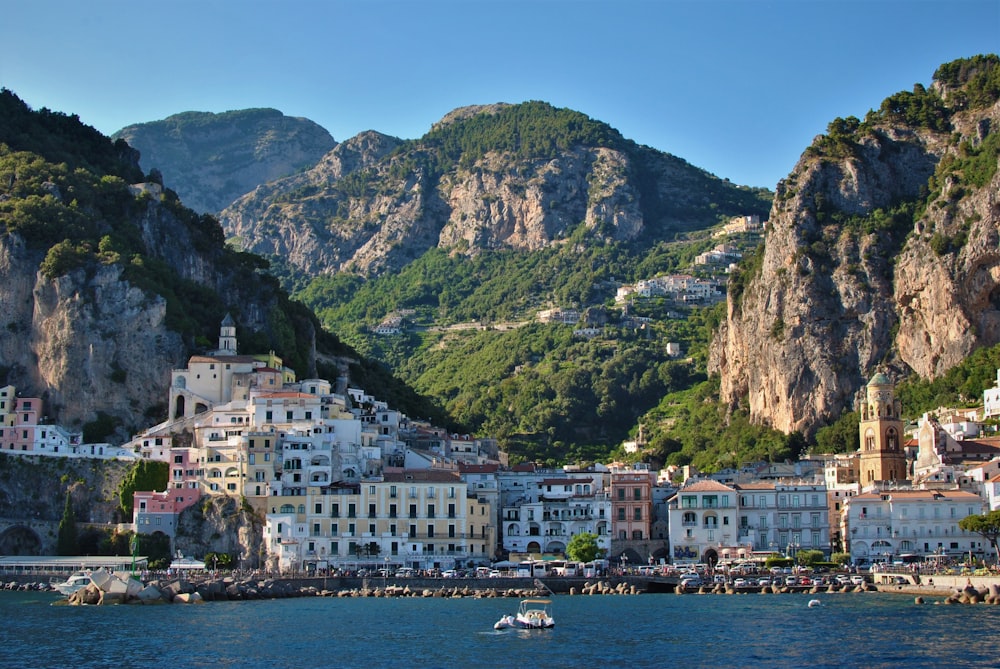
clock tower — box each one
[858,372,907,487]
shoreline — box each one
[6,572,999,606]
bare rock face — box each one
[217,102,764,279]
[175,495,263,568]
[33,264,186,431]
[0,236,185,432]
[113,109,336,214]
[221,142,646,278]
[710,91,1000,437]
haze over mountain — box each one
[113,109,336,215]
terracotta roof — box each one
[383,469,462,484]
[733,482,776,491]
[680,480,736,492]
[458,463,499,474]
[188,355,258,364]
[254,392,317,400]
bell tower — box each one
[218,313,237,355]
[858,372,907,487]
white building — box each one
[845,488,985,563]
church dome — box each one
[867,372,891,387]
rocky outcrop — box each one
[174,495,263,568]
[710,66,1000,436]
[113,109,336,214]
[219,103,769,278]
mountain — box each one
[709,55,1000,438]
[219,101,772,279]
[0,90,438,442]
[210,102,772,458]
[112,108,336,214]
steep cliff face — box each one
[113,109,336,214]
[219,102,770,278]
[710,62,1000,437]
[174,495,263,566]
[0,92,325,439]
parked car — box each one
[679,573,703,588]
[733,578,747,588]
[850,574,866,585]
[757,577,771,587]
[441,569,457,578]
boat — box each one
[495,598,555,630]
[51,570,92,596]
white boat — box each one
[495,598,555,630]
[51,570,92,596]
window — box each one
[368,503,376,518]
[348,503,356,518]
[634,508,642,521]
[618,508,626,521]
[390,485,397,498]
[448,503,456,518]
[633,487,641,500]
[427,504,435,519]
[315,503,322,514]
[389,504,397,518]
[427,525,435,538]
[332,503,340,518]
[409,504,417,519]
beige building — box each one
[264,468,496,573]
[858,372,907,487]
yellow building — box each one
[264,468,497,573]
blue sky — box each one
[1,0,997,189]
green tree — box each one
[958,510,1000,562]
[117,459,169,518]
[56,492,78,555]
[566,531,601,563]
[830,552,851,567]
[795,549,825,567]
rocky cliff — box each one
[710,56,1000,437]
[219,102,771,278]
[113,108,336,214]
[0,92,325,439]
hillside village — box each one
[3,308,1000,574]
[372,214,761,345]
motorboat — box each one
[495,598,555,630]
[51,570,92,596]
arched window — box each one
[886,428,898,451]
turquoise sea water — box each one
[2,590,998,669]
